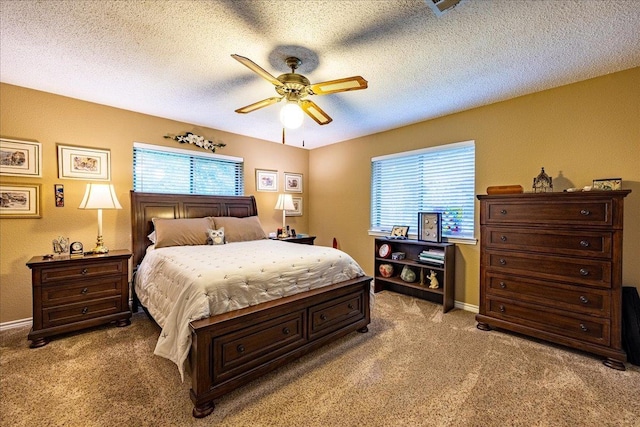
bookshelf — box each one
[374,238,455,312]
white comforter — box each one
[135,239,366,380]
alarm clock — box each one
[378,243,392,258]
[70,241,84,257]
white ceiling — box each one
[1,1,639,149]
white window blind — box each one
[371,140,475,241]
[133,142,244,196]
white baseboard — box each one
[0,317,32,331]
[455,300,479,313]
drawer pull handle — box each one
[81,268,88,275]
[579,268,589,276]
[500,235,507,242]
[499,304,505,313]
[579,295,589,304]
[81,307,88,314]
[580,209,591,216]
[320,314,328,321]
[81,288,88,294]
[237,344,245,353]
[579,324,588,332]
[499,282,506,289]
[500,209,507,215]
[580,240,590,247]
[282,327,290,335]
[348,303,354,309]
[499,258,506,265]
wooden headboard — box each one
[130,191,258,268]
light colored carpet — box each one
[1,291,639,427]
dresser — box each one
[26,250,132,348]
[476,190,631,370]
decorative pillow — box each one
[152,217,214,248]
[147,231,156,244]
[207,227,225,245]
[212,216,266,243]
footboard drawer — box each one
[309,290,365,340]
[212,310,306,383]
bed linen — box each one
[135,239,366,379]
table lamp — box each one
[274,194,295,238]
[78,183,122,253]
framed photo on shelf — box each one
[418,212,441,242]
[286,196,303,216]
[390,225,409,238]
[592,178,621,191]
[0,183,41,218]
[255,169,278,192]
[0,138,42,177]
[284,172,303,193]
[57,144,111,180]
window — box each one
[370,140,475,242]
[133,142,244,195]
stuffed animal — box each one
[207,227,225,245]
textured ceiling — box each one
[1,1,639,149]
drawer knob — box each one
[579,268,589,276]
[81,307,88,314]
[237,344,245,353]
[579,240,590,247]
[499,258,506,265]
[81,288,88,294]
[499,281,506,289]
[579,295,589,304]
[499,304,505,313]
[500,209,507,215]
[282,327,290,335]
[500,235,507,242]
[580,209,591,216]
[320,314,328,321]
[348,303,354,309]
[81,268,88,275]
[579,323,588,332]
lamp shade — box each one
[280,101,304,129]
[78,183,122,210]
[274,194,295,211]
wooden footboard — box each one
[188,275,372,418]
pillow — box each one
[152,217,214,248]
[147,231,156,243]
[212,216,266,243]
[206,227,225,245]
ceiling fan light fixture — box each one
[280,100,304,129]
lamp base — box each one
[92,235,109,254]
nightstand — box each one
[26,249,132,348]
[279,235,316,245]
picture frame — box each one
[592,178,621,191]
[57,144,111,180]
[54,184,64,207]
[286,196,303,216]
[284,172,303,193]
[390,225,409,238]
[0,183,41,218]
[418,212,442,243]
[255,169,278,192]
[0,138,42,177]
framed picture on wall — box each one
[256,169,278,192]
[57,144,111,180]
[0,138,42,177]
[284,172,303,193]
[0,183,41,218]
[286,197,303,216]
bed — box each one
[130,191,372,418]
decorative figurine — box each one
[428,270,439,289]
[400,265,416,283]
[533,167,553,193]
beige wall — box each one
[0,84,309,323]
[1,67,638,324]
[309,67,640,307]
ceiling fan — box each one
[231,54,368,128]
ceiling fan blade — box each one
[235,96,282,114]
[300,100,333,125]
[231,54,282,87]
[309,76,368,95]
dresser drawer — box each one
[40,260,125,284]
[41,277,122,307]
[486,273,610,317]
[42,296,122,328]
[486,250,611,288]
[213,310,306,383]
[483,199,612,227]
[309,291,365,340]
[483,227,612,258]
[486,298,610,346]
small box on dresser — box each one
[26,249,132,348]
[476,190,631,370]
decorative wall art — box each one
[256,169,278,192]
[164,132,226,153]
[0,183,41,218]
[284,172,303,193]
[57,144,111,180]
[54,184,64,207]
[286,196,303,216]
[0,138,42,177]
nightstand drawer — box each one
[41,277,122,307]
[42,296,122,328]
[40,260,125,284]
